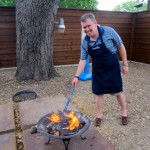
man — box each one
[72,13,129,127]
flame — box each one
[65,111,80,130]
[47,113,62,123]
[46,111,81,132]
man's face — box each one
[81,18,97,37]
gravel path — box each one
[0,61,150,150]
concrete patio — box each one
[0,94,115,150]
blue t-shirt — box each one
[80,26,123,60]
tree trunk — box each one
[16,0,59,81]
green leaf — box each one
[0,0,16,6]
[113,0,147,12]
[58,0,98,10]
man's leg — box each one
[96,95,104,118]
[94,95,104,126]
[116,93,127,116]
[117,93,128,125]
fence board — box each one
[132,11,150,64]
[0,53,16,61]
[0,48,16,54]
[0,29,16,35]
[0,36,16,42]
[134,28,150,33]
[0,16,15,23]
[0,60,16,68]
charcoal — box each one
[79,122,85,129]
[46,122,55,133]
[59,129,72,136]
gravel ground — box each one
[0,61,150,150]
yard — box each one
[0,61,150,150]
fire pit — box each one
[37,110,91,150]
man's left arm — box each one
[118,44,129,74]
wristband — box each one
[74,76,79,79]
[122,64,128,67]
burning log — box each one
[46,122,54,133]
[44,110,87,136]
[46,118,71,135]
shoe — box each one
[95,118,102,127]
[122,116,128,125]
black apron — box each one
[88,28,123,95]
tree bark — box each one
[16,0,59,81]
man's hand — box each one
[122,65,129,74]
[72,76,79,87]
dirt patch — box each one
[0,61,150,150]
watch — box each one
[74,76,79,79]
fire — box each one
[47,111,81,132]
[47,113,62,123]
[65,111,80,130]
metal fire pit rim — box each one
[37,110,91,139]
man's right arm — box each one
[72,36,88,87]
[75,60,86,77]
[72,60,86,87]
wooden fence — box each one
[132,11,150,64]
[0,7,16,68]
[0,7,150,68]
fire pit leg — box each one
[45,137,51,145]
[80,135,86,140]
[62,138,71,150]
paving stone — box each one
[0,132,16,150]
[23,126,115,150]
[19,94,76,129]
[0,103,15,133]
